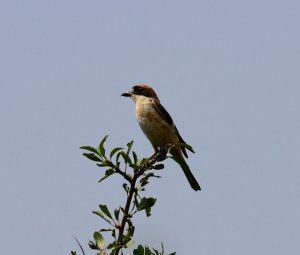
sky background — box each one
[1,1,300,254]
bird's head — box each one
[121,84,160,102]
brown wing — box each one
[152,100,192,158]
[152,99,173,126]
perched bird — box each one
[121,84,201,191]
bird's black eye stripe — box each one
[132,86,140,93]
[132,86,146,96]
[132,86,152,98]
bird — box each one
[121,84,201,191]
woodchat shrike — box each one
[121,84,201,191]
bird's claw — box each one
[150,148,167,162]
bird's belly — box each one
[136,107,178,147]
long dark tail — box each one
[180,160,201,191]
[171,149,201,191]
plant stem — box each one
[114,152,165,255]
[115,175,137,255]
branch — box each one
[115,151,165,255]
[111,162,133,183]
[77,137,171,255]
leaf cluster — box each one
[71,136,175,255]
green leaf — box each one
[88,241,98,250]
[99,228,113,232]
[139,177,149,187]
[97,160,111,167]
[152,164,164,170]
[120,207,126,215]
[71,251,76,255]
[126,219,135,237]
[94,232,106,248]
[145,207,152,217]
[133,245,144,255]
[161,243,165,255]
[98,135,109,156]
[112,229,116,238]
[110,147,123,159]
[98,169,114,183]
[152,248,159,255]
[120,151,132,164]
[145,246,151,255]
[132,151,138,164]
[83,153,101,162]
[99,204,113,219]
[140,173,161,188]
[133,194,139,209]
[115,151,122,165]
[106,241,117,249]
[127,140,134,152]
[125,239,134,248]
[93,211,113,225]
[129,163,139,170]
[137,197,157,211]
[122,183,129,194]
[114,208,120,221]
[80,146,100,156]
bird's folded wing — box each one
[152,99,174,126]
[152,99,194,158]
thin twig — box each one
[73,236,86,255]
[109,161,132,183]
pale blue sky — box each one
[1,1,300,254]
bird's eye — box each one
[132,86,141,94]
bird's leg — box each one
[148,146,167,164]
[156,147,167,161]
[149,145,159,159]
[149,145,164,159]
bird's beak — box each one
[121,92,131,97]
[121,89,133,97]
